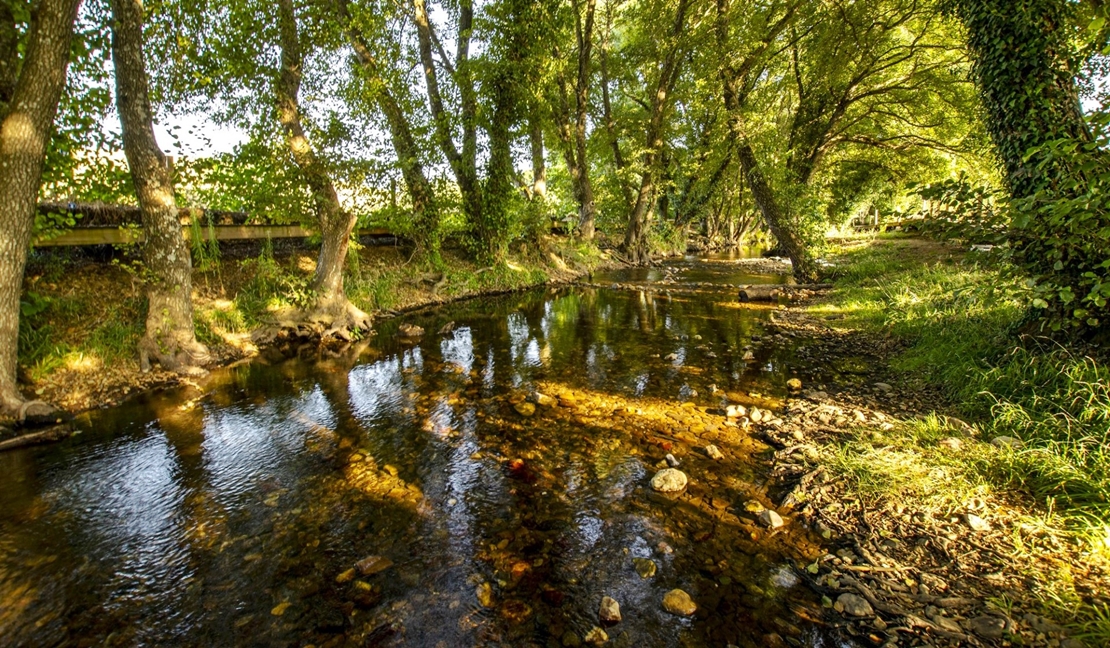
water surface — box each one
[0,256,840,647]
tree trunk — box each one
[0,1,22,114]
[0,0,81,416]
[334,0,441,258]
[276,0,369,336]
[572,0,598,240]
[529,112,547,201]
[620,0,689,263]
[111,0,209,373]
[734,137,817,282]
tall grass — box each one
[815,239,1110,641]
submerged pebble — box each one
[650,468,687,493]
[662,589,697,616]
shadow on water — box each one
[0,258,853,647]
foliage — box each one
[948,0,1110,332]
[911,174,1007,243]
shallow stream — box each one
[0,255,845,647]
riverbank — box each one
[759,236,1108,646]
[4,236,614,431]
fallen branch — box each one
[0,425,73,452]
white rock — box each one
[759,509,785,529]
[704,444,724,460]
[599,596,621,623]
[650,468,688,493]
[965,513,991,532]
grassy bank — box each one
[809,236,1110,640]
[16,237,610,414]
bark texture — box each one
[111,0,210,373]
[554,0,597,239]
[0,0,81,416]
[277,0,369,336]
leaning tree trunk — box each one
[734,137,817,283]
[277,0,369,336]
[111,0,210,373]
[0,0,81,418]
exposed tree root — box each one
[258,297,373,346]
[139,335,211,376]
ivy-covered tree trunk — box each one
[111,0,210,373]
[0,0,81,418]
[950,0,1090,199]
[277,0,369,335]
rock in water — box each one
[514,402,537,417]
[662,589,697,616]
[759,509,785,529]
[787,378,802,391]
[476,582,494,607]
[355,555,393,576]
[650,468,688,493]
[704,444,724,460]
[664,453,680,467]
[632,557,657,578]
[584,627,609,645]
[725,404,746,418]
[535,392,557,407]
[835,593,873,617]
[599,596,621,623]
[398,323,424,338]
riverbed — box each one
[0,255,844,647]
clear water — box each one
[0,257,844,647]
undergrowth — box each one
[812,237,1110,642]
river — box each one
[0,255,846,647]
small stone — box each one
[650,468,688,493]
[584,627,608,645]
[599,596,621,623]
[834,593,873,617]
[355,555,393,576]
[725,404,747,418]
[742,350,755,361]
[271,601,291,616]
[939,437,963,450]
[704,444,724,460]
[968,615,1007,639]
[664,453,680,467]
[514,401,537,417]
[743,500,766,514]
[874,382,892,393]
[398,323,424,337]
[476,582,495,607]
[662,589,697,616]
[991,436,1023,450]
[535,392,557,407]
[335,568,356,584]
[759,509,785,529]
[786,378,802,391]
[750,408,764,423]
[633,557,657,578]
[965,513,991,532]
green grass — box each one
[814,238,1110,642]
